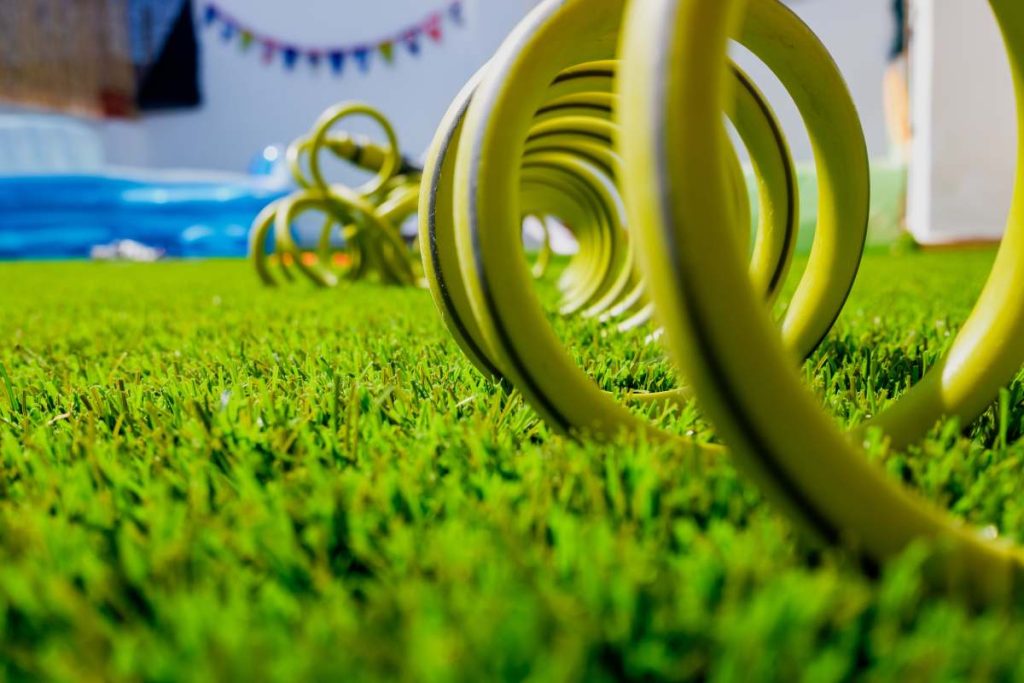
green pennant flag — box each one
[240,31,254,51]
[379,41,395,64]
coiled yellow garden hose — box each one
[418,0,1024,604]
[421,0,860,437]
[249,103,424,287]
[245,0,1024,604]
[250,101,558,289]
[621,0,1024,605]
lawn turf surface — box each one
[3,249,1024,681]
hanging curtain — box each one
[134,0,201,111]
[128,0,188,68]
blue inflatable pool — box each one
[0,173,288,259]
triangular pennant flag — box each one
[403,30,422,56]
[217,4,462,74]
[448,1,464,26]
[282,47,300,69]
[353,47,371,72]
[424,14,444,42]
[261,41,278,65]
[328,51,346,74]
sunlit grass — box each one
[1,249,1023,681]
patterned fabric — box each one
[0,0,198,117]
[0,0,136,116]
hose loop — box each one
[418,0,1024,603]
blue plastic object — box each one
[0,174,287,259]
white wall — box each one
[96,0,897,171]
[907,0,1017,244]
[736,0,895,162]
[100,0,535,170]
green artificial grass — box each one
[745,159,908,252]
[3,248,1024,681]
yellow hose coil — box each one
[621,0,1024,605]
[249,103,423,287]
[245,0,1024,604]
[418,0,1024,604]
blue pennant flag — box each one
[448,1,464,25]
[282,47,300,69]
[328,51,346,74]
[203,4,218,25]
[353,47,371,72]
[404,30,422,55]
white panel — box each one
[908,0,1017,243]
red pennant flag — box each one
[261,40,278,65]
[424,13,444,42]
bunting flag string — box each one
[201,1,464,76]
